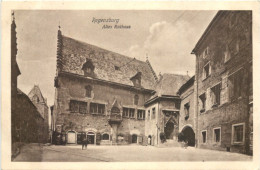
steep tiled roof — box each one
[59,35,157,90]
[177,75,195,95]
[17,88,44,119]
[152,73,190,97]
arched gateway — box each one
[180,126,195,146]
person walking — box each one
[82,137,88,150]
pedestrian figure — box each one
[184,140,188,149]
[82,137,88,150]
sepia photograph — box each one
[2,1,259,169]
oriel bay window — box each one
[90,103,105,115]
[70,100,87,114]
[137,110,145,120]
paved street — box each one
[13,143,252,162]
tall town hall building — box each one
[52,28,188,146]
[53,11,252,154]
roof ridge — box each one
[62,35,148,64]
[163,73,189,77]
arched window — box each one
[134,94,139,105]
[102,133,109,140]
[85,85,92,98]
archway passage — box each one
[132,134,137,143]
[164,121,174,139]
[181,126,195,146]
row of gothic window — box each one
[122,108,145,120]
[70,100,145,120]
[70,100,105,115]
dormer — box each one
[130,72,142,87]
[82,59,95,77]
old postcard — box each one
[1,1,260,169]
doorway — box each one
[132,134,137,143]
[148,135,152,145]
[87,132,95,144]
[77,132,86,144]
[164,121,174,139]
[67,131,76,144]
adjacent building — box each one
[177,76,195,146]
[144,73,189,146]
[28,85,49,143]
[11,13,49,158]
[191,11,252,154]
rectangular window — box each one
[129,108,135,118]
[228,69,243,101]
[199,93,206,112]
[137,110,145,120]
[203,47,209,59]
[90,103,105,115]
[202,131,207,143]
[70,100,87,114]
[229,39,239,57]
[152,108,156,119]
[232,123,245,144]
[224,45,231,63]
[184,103,190,119]
[213,128,221,143]
[123,107,129,118]
[211,83,221,107]
[79,102,87,114]
[147,110,150,120]
[70,100,79,113]
[203,62,211,80]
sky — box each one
[15,10,217,106]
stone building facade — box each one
[53,29,157,145]
[28,85,49,143]
[15,89,45,143]
[177,76,195,146]
[191,11,252,154]
[144,74,189,146]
